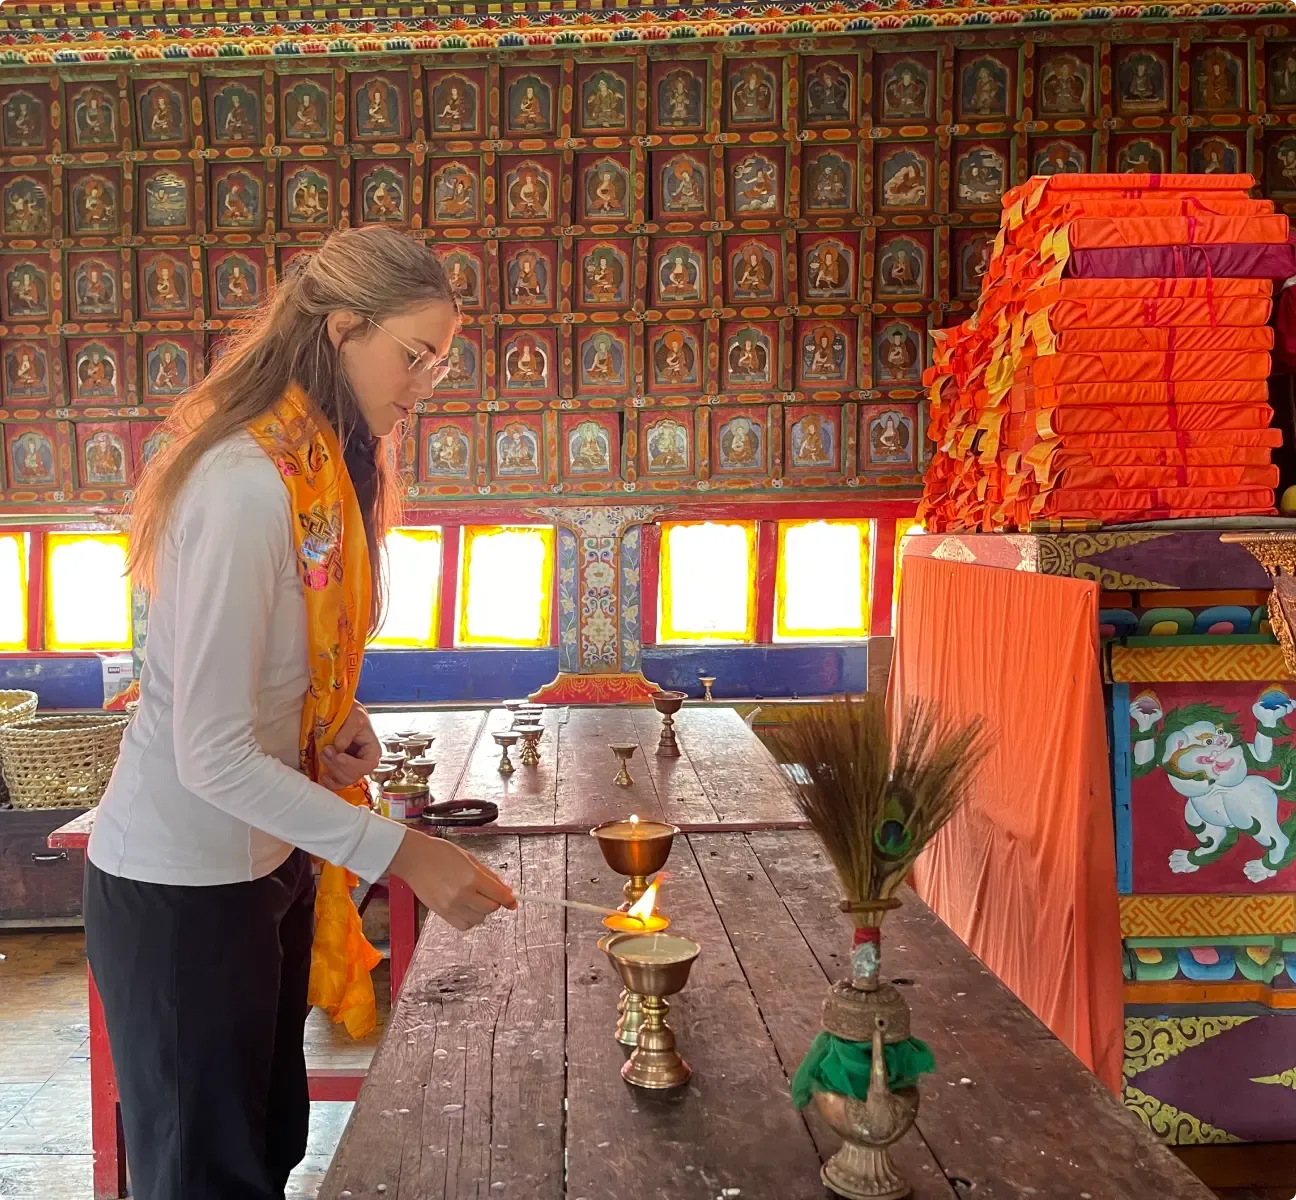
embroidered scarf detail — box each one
[248,384,383,1039]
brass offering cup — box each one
[378,752,407,782]
[609,742,639,788]
[371,764,399,800]
[401,735,431,759]
[590,818,679,907]
[605,933,701,1089]
[651,690,687,758]
[698,675,716,702]
[601,910,672,1046]
[382,736,407,756]
[514,724,544,767]
[502,699,526,712]
[406,756,436,799]
[492,730,520,774]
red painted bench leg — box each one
[387,874,417,1002]
[88,967,127,1200]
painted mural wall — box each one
[0,18,1292,512]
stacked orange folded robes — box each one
[919,174,1286,531]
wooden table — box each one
[322,830,1215,1200]
[49,703,805,1199]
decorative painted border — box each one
[0,3,1288,66]
[1120,894,1296,939]
[1109,642,1293,684]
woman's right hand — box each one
[389,829,516,931]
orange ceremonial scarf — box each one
[248,384,384,1039]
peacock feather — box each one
[765,694,991,904]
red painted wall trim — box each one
[437,524,461,650]
[640,522,660,647]
[755,520,778,643]
[27,529,45,651]
[394,497,919,528]
[870,518,897,638]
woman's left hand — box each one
[320,703,382,792]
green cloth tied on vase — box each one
[791,1030,936,1109]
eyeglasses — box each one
[366,317,453,386]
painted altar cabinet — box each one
[894,173,1296,1147]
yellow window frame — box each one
[774,519,870,641]
[371,527,444,649]
[0,532,29,651]
[457,524,555,648]
[658,519,758,644]
[45,532,132,652]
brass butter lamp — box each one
[590,817,678,908]
[605,932,701,1089]
[514,723,544,767]
[610,742,639,788]
[651,690,687,758]
[492,730,520,774]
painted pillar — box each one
[528,504,665,703]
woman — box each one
[85,226,515,1200]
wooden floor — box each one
[0,921,1283,1200]
[0,926,384,1200]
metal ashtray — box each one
[421,799,499,828]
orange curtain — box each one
[890,555,1123,1093]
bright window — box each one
[775,520,870,641]
[893,520,925,623]
[0,533,28,650]
[658,520,756,643]
[373,527,442,648]
[458,525,554,647]
[46,532,131,651]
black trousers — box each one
[84,850,315,1200]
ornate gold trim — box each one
[1109,643,1292,684]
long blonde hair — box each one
[128,226,458,633]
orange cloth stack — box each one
[920,174,1286,532]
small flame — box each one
[627,878,659,923]
[629,813,640,826]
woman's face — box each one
[329,298,459,436]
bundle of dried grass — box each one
[766,693,992,903]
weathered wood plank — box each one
[467,834,566,1199]
[627,707,721,827]
[689,832,958,1199]
[564,832,826,1200]
[673,707,803,825]
[452,707,562,828]
[748,830,1215,1200]
[320,835,566,1200]
[553,706,669,827]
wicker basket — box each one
[0,714,129,809]
[0,690,38,727]
[0,690,38,808]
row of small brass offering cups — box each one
[375,731,437,821]
[591,818,701,1089]
[495,700,546,772]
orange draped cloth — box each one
[892,555,1124,1093]
[248,386,385,1039]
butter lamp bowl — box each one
[652,690,686,716]
[606,932,699,997]
[590,819,679,904]
[605,933,701,1090]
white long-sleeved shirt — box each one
[88,433,406,886]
